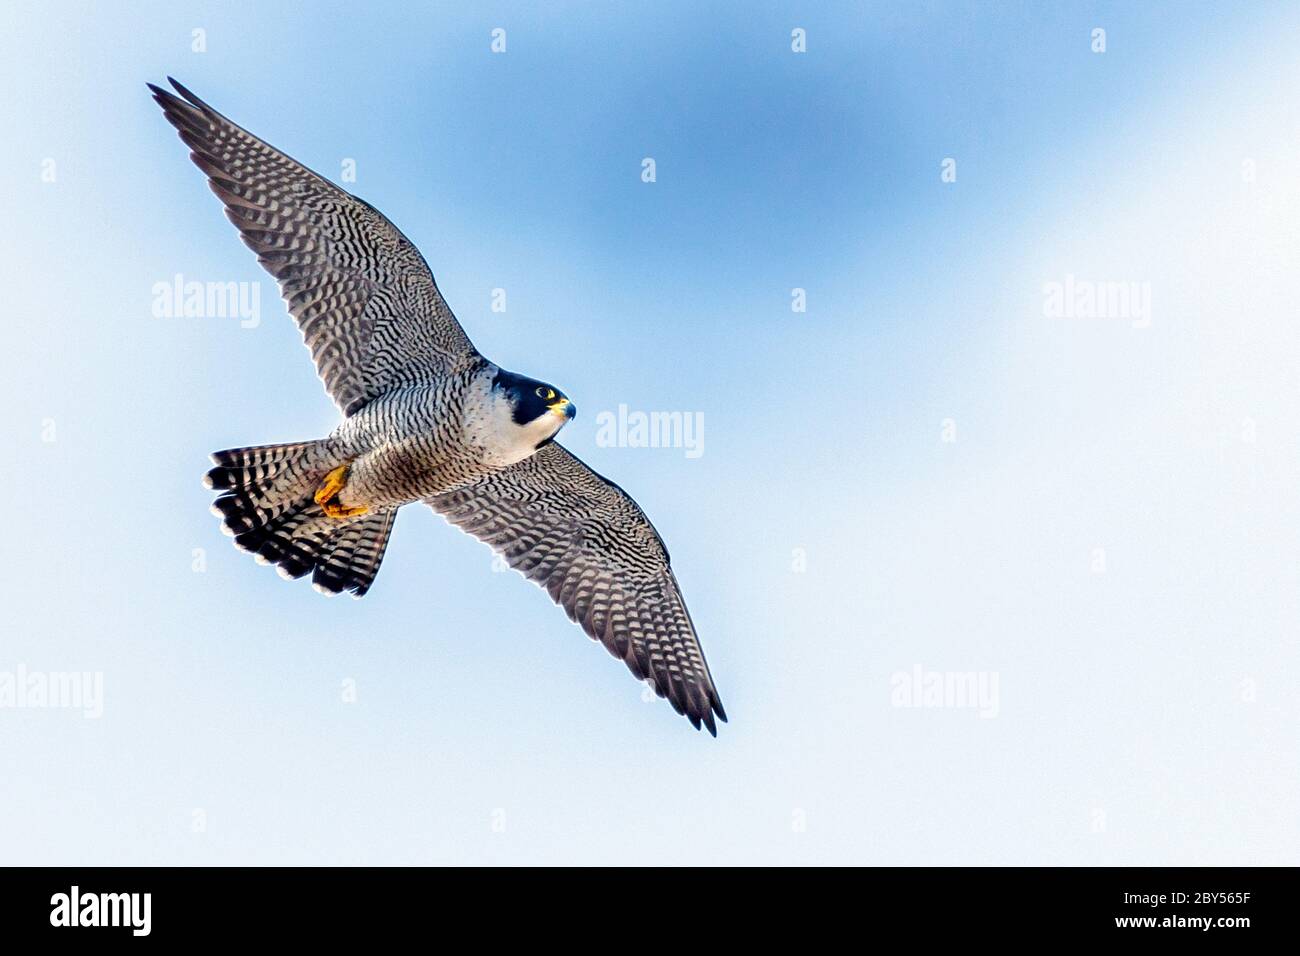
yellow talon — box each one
[314,463,368,519]
[314,463,349,505]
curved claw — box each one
[314,463,369,518]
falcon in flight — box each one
[150,78,726,734]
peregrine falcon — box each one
[150,78,726,734]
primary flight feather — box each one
[149,78,726,734]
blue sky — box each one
[1,1,1297,864]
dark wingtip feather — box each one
[167,76,221,118]
[147,80,185,112]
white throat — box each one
[463,374,563,468]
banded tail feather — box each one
[205,441,395,597]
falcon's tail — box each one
[204,441,396,598]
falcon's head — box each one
[493,369,576,450]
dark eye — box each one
[535,386,553,399]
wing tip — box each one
[682,689,726,736]
[146,76,215,119]
[712,695,728,724]
[167,76,203,107]
[146,82,177,113]
[702,695,726,736]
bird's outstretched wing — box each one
[149,78,478,415]
[426,443,727,734]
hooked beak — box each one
[549,397,576,420]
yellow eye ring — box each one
[535,386,555,400]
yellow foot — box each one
[314,463,369,519]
